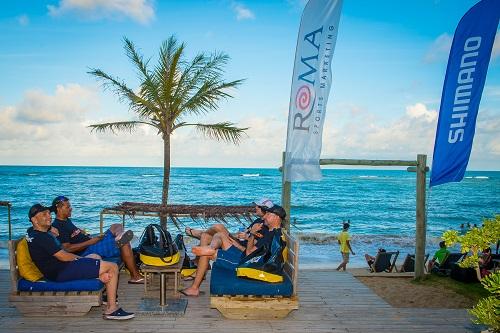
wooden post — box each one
[415,154,427,279]
[99,211,104,235]
[8,203,12,241]
[281,152,291,232]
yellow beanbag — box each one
[16,238,43,282]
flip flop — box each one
[185,227,200,240]
[115,230,134,248]
[178,289,205,297]
[128,277,144,284]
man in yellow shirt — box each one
[336,222,355,271]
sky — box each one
[0,0,499,170]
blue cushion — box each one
[18,278,104,292]
[210,261,293,296]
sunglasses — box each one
[53,196,69,205]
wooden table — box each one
[140,250,185,306]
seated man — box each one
[364,248,386,268]
[50,196,143,284]
[185,198,274,246]
[181,204,286,297]
[427,241,450,272]
[26,203,134,320]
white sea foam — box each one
[359,175,378,178]
[474,176,489,179]
[241,173,260,177]
[141,174,158,177]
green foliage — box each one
[88,36,247,205]
[442,215,500,331]
[442,215,500,268]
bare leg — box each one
[182,252,216,296]
[99,261,120,314]
[120,243,142,281]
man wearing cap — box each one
[26,203,134,320]
[185,198,274,243]
[180,204,286,297]
[50,196,143,284]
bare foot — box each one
[185,227,202,239]
[180,287,199,297]
[192,246,216,257]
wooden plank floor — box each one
[0,269,481,333]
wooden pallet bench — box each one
[210,231,299,319]
[8,239,104,317]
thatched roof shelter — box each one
[100,202,256,232]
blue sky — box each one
[0,0,499,169]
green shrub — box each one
[441,215,500,332]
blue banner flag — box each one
[430,0,499,187]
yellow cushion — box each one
[16,238,44,282]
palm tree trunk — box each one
[161,135,171,228]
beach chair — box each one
[437,252,465,276]
[369,251,399,273]
[399,253,430,273]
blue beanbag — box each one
[18,278,104,292]
[210,261,293,296]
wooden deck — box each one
[0,269,481,333]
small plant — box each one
[442,215,500,332]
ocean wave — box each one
[241,173,260,177]
[141,174,158,177]
[294,232,443,247]
[26,173,38,176]
[358,175,378,179]
[474,176,489,179]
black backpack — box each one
[139,224,180,266]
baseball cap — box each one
[253,198,274,208]
[262,204,286,219]
[28,204,51,220]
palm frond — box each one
[179,122,248,144]
[88,121,159,135]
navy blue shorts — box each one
[216,246,243,271]
[56,258,100,282]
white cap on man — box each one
[253,198,274,208]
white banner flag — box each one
[285,0,343,182]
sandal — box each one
[185,227,200,239]
[115,230,134,248]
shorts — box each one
[216,246,244,271]
[342,252,350,262]
[56,258,100,282]
[81,230,120,258]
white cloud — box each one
[232,2,255,21]
[47,0,155,24]
[424,33,452,63]
[17,15,29,26]
[1,88,498,170]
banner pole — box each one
[415,154,428,280]
[281,151,291,232]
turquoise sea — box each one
[0,166,498,269]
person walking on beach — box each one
[50,196,144,284]
[336,222,355,271]
[26,203,134,320]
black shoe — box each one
[104,308,135,320]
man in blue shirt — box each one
[27,203,134,320]
[50,196,143,284]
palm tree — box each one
[88,36,247,212]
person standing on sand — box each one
[336,222,355,271]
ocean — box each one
[0,166,498,269]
